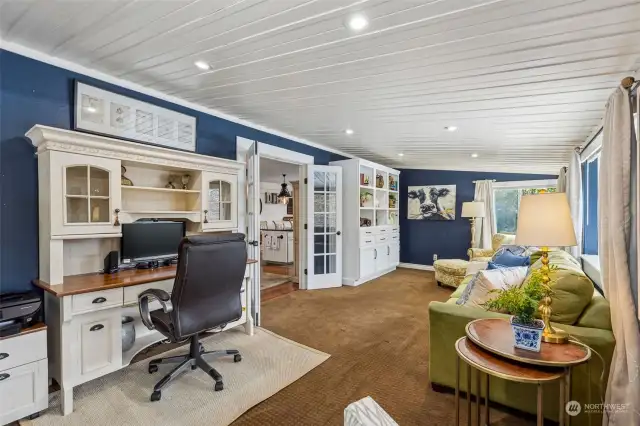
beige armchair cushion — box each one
[491,233,516,251]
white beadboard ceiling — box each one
[2,0,639,174]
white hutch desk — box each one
[27,125,255,415]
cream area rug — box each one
[29,328,329,426]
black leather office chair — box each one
[138,233,247,402]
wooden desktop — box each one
[34,260,258,297]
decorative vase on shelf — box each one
[121,166,133,186]
[510,316,544,352]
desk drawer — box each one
[0,330,47,372]
[123,279,174,306]
[72,288,123,314]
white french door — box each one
[305,165,343,289]
[246,142,261,326]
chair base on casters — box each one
[147,333,241,401]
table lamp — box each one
[515,193,577,344]
[461,201,485,248]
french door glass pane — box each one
[326,255,336,274]
[314,194,325,213]
[66,166,88,195]
[314,255,325,275]
[314,214,325,233]
[326,234,336,254]
[314,172,325,191]
[89,167,109,197]
[326,173,336,191]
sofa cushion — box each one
[490,250,531,268]
[456,267,528,308]
[526,250,594,325]
[575,294,612,330]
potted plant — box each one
[484,269,551,352]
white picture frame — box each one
[74,82,196,152]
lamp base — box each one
[542,328,569,344]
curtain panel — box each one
[598,85,640,426]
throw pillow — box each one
[492,250,530,267]
[457,267,529,308]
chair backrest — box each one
[170,233,247,339]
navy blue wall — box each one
[398,169,557,266]
[0,49,346,293]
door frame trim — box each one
[237,138,313,294]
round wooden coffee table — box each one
[455,318,592,426]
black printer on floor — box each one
[0,291,42,337]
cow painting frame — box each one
[407,185,456,220]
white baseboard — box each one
[398,263,434,271]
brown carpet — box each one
[232,268,533,426]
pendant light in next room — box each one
[277,174,291,204]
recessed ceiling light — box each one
[445,126,458,132]
[345,128,354,135]
[194,60,211,71]
[398,153,404,157]
[86,106,97,113]
[347,15,368,31]
[471,153,479,158]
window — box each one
[582,154,600,255]
[492,180,557,234]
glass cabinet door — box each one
[65,166,111,224]
[203,173,237,229]
[51,151,121,236]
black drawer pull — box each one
[0,373,9,381]
[92,297,107,304]
[0,353,8,360]
[90,324,104,332]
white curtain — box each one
[473,180,495,249]
[599,85,640,426]
[566,151,583,257]
[557,167,567,192]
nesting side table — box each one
[454,318,592,426]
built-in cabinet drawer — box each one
[361,235,375,247]
[375,235,389,244]
[390,226,399,234]
[0,330,47,372]
[360,228,375,239]
[75,310,122,380]
[0,359,48,425]
[390,234,399,242]
[72,288,123,314]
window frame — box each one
[491,179,558,234]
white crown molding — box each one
[2,40,354,161]
[398,263,435,271]
[27,125,243,174]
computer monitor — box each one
[121,221,185,263]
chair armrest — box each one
[138,289,172,331]
[467,248,494,260]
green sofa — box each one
[428,250,614,425]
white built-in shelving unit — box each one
[330,158,400,286]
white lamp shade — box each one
[461,201,486,218]
[515,193,577,247]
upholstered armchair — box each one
[467,233,516,261]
